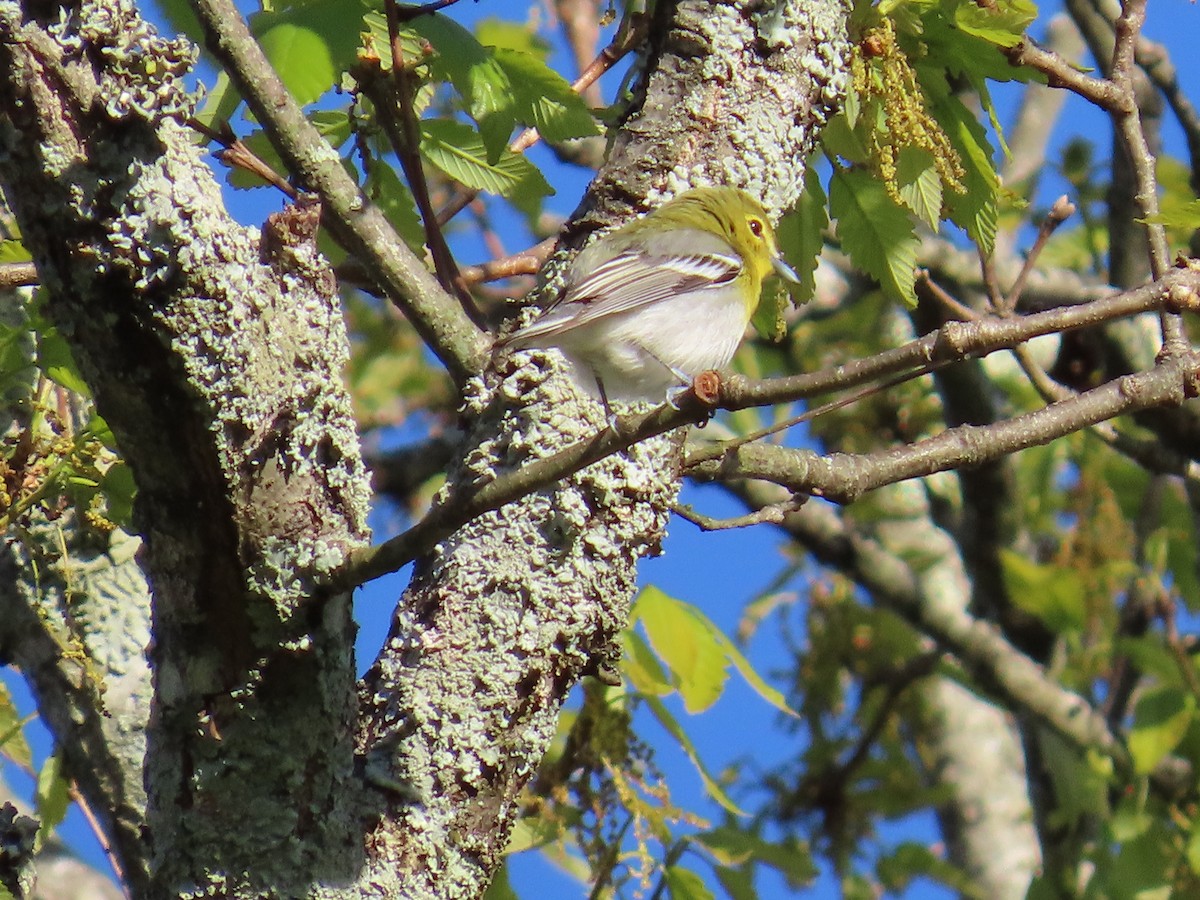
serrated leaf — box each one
[829,167,918,307]
[643,696,745,816]
[410,14,515,161]
[0,684,33,770]
[666,866,716,900]
[1130,685,1195,775]
[34,750,71,852]
[419,118,551,200]
[490,48,600,142]
[311,109,352,149]
[895,146,942,230]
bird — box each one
[497,186,799,405]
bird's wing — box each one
[511,229,741,342]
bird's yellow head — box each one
[637,187,796,312]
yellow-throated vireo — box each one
[500,186,799,403]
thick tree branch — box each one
[687,353,1200,503]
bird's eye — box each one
[748,217,764,238]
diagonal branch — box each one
[336,267,1200,587]
[188,0,488,383]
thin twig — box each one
[460,237,556,285]
[673,495,806,531]
[188,118,298,198]
[1004,39,1126,111]
[379,0,482,325]
[1003,195,1077,312]
[331,268,1197,588]
[393,0,466,21]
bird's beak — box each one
[772,253,800,284]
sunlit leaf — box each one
[999,549,1087,633]
[895,146,942,230]
[1130,685,1195,775]
[410,13,515,161]
[419,118,552,200]
[252,0,364,107]
[829,167,918,307]
[636,586,728,713]
[951,0,1037,48]
[491,48,600,142]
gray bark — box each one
[0,0,849,897]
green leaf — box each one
[998,549,1087,633]
[491,48,600,142]
[419,118,552,200]
[1142,199,1200,229]
[365,160,426,254]
[643,696,746,816]
[666,866,716,900]
[504,815,562,853]
[895,146,942,230]
[252,0,365,108]
[773,165,828,309]
[635,586,728,713]
[951,0,1037,48]
[622,628,675,698]
[930,92,999,254]
[34,750,71,852]
[0,683,33,769]
[410,14,515,161]
[482,863,519,900]
[633,587,798,718]
[0,239,31,262]
[1130,685,1195,775]
[475,17,552,58]
[829,167,918,307]
[698,825,817,888]
[100,462,136,529]
[311,109,353,149]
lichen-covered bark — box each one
[0,1,372,895]
[0,524,153,893]
[351,2,850,896]
[2,0,853,897]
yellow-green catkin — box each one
[850,18,966,205]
